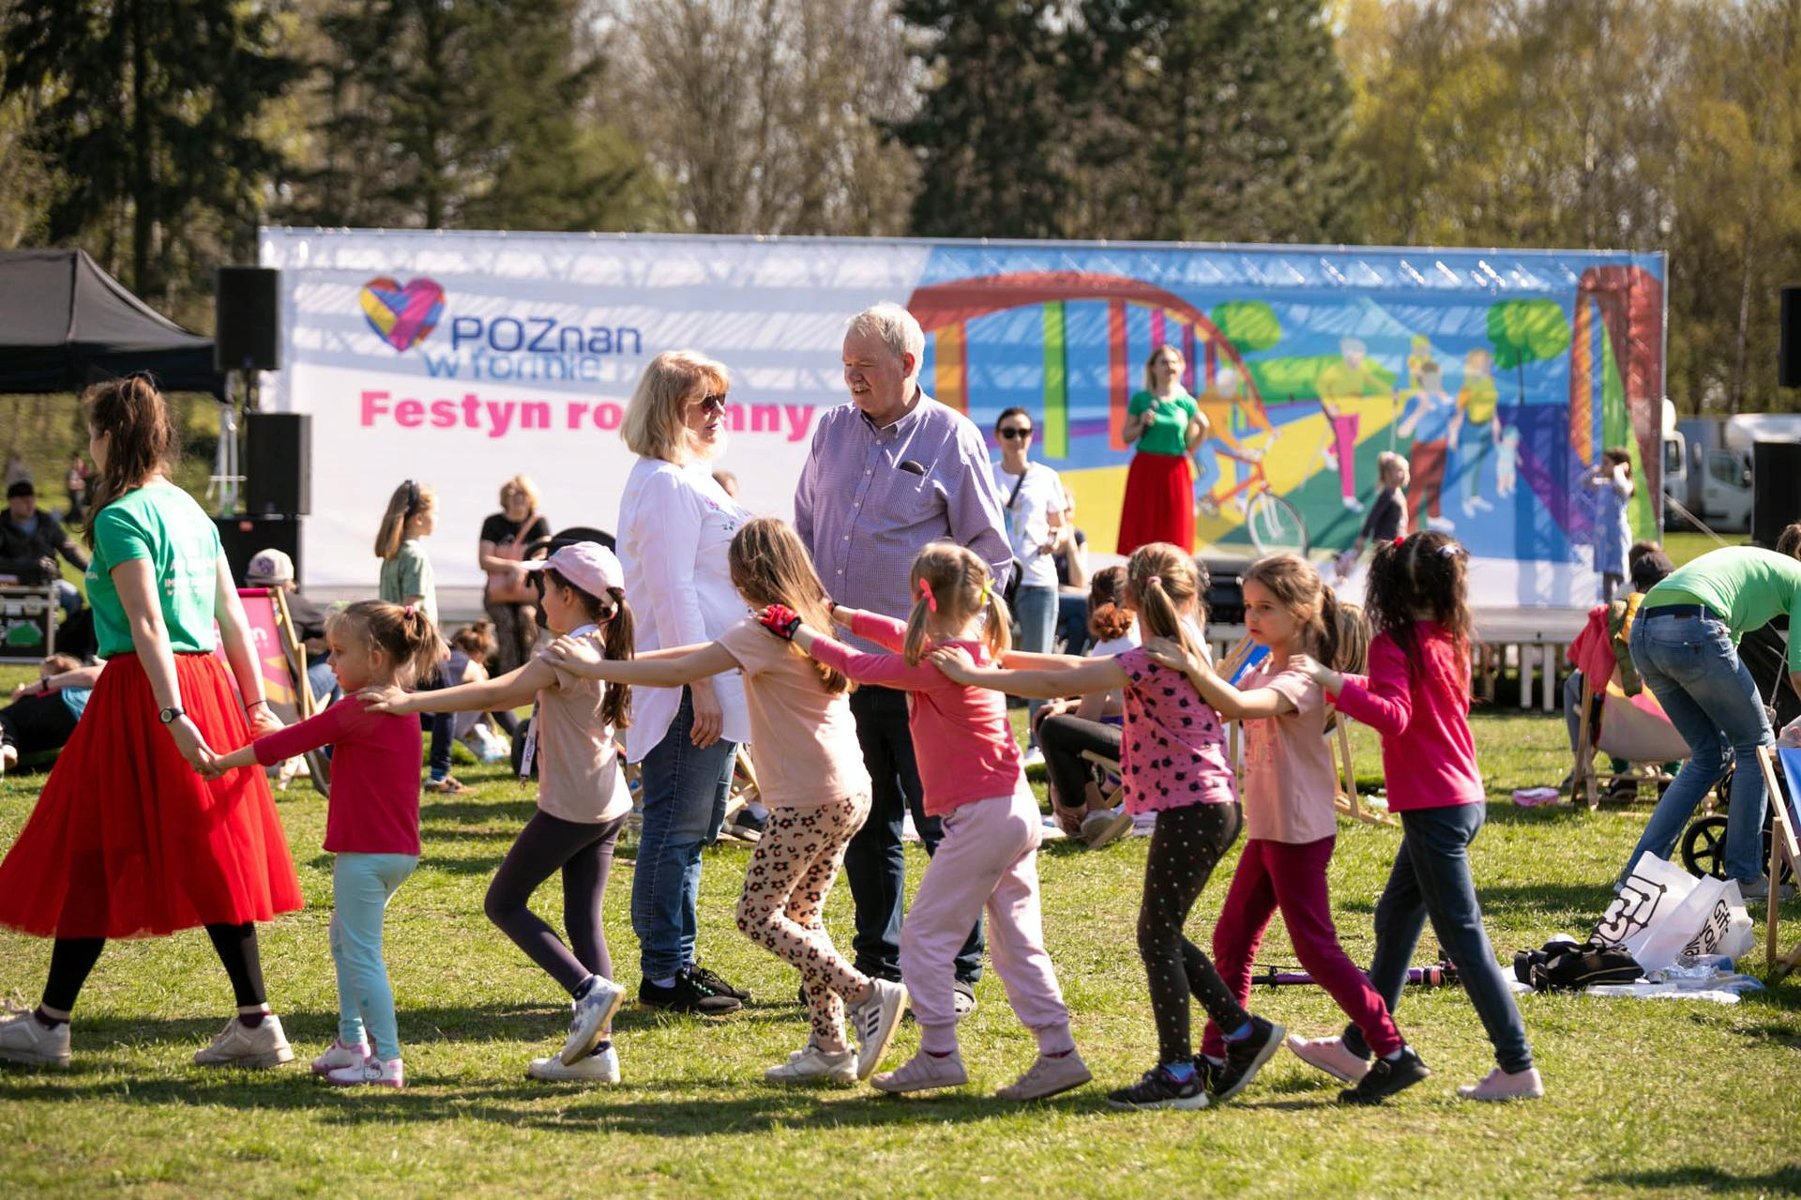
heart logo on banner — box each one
[360,277,446,352]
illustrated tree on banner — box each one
[1487,299,1572,408]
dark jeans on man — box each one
[844,684,983,984]
[1340,802,1533,1074]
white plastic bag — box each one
[1592,853,1694,959]
[1636,875,1735,972]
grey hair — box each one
[846,303,925,379]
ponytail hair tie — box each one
[978,577,994,606]
[1440,541,1464,558]
[402,604,416,618]
[917,578,938,613]
[1146,574,1162,588]
[1394,536,1406,546]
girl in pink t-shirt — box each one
[1289,532,1541,1102]
[765,541,1088,1103]
[209,601,443,1090]
[934,542,1279,1112]
[1147,553,1422,1106]
[543,517,907,1089]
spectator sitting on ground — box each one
[1,654,101,776]
[1036,566,1142,846]
[444,619,516,762]
[1,480,89,618]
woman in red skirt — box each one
[1117,345,1207,556]
[0,376,304,1069]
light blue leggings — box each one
[331,852,418,1061]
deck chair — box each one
[1573,676,1687,811]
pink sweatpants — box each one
[900,788,1075,1057]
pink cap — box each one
[521,541,624,596]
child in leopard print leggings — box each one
[544,518,907,1086]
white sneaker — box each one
[193,1013,294,1069]
[1081,808,1134,850]
[1458,1065,1544,1101]
[847,978,907,1080]
[561,975,625,1065]
[311,1037,370,1075]
[764,1044,856,1086]
[327,1055,405,1089]
[1342,496,1365,513]
[1426,515,1457,533]
[530,1044,620,1083]
[1285,1034,1369,1084]
[1022,746,1046,769]
[0,743,17,776]
[0,1008,70,1068]
[873,1048,968,1094]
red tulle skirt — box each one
[1117,450,1196,556]
[0,652,304,939]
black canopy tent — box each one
[0,249,222,396]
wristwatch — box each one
[158,706,185,725]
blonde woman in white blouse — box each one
[616,350,753,1013]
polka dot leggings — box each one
[734,793,871,1053]
[1138,800,1250,1066]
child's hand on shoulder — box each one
[357,684,410,713]
[1142,636,1203,677]
[927,644,977,682]
[757,604,804,641]
[1289,654,1341,690]
[542,634,605,671]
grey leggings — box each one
[484,808,624,995]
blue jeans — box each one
[1056,592,1088,655]
[1014,585,1058,744]
[1340,803,1532,1074]
[51,580,82,618]
[632,689,736,980]
[843,684,983,983]
[1624,613,1772,884]
[331,852,418,1061]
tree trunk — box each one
[130,0,152,293]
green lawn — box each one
[2,667,1800,1198]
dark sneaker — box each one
[1211,1016,1285,1102]
[1338,1047,1431,1105]
[1105,1064,1209,1111]
[688,962,749,1003]
[639,967,742,1014]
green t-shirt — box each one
[1128,390,1199,457]
[84,481,222,657]
[379,538,436,628]
[1644,545,1801,668]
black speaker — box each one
[245,412,311,516]
[213,515,303,586]
[214,267,280,372]
[1783,286,1801,389]
[1752,441,1801,549]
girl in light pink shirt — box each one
[1147,554,1422,1106]
[766,541,1089,1103]
[546,518,908,1089]
[934,542,1282,1112]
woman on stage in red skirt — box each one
[1117,345,1207,557]
[0,376,304,1070]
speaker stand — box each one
[207,370,247,517]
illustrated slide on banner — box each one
[260,230,1665,608]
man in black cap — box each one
[1,480,87,617]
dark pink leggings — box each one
[1199,835,1402,1059]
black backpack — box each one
[1513,939,1641,992]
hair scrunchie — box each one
[917,578,938,613]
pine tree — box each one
[291,0,657,232]
[1077,0,1361,243]
[2,0,299,295]
[893,1,1080,239]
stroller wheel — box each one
[1680,816,1728,879]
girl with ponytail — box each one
[545,518,909,1087]
[363,542,636,1085]
[208,600,446,1088]
[1142,553,1425,1106]
[758,540,1088,1102]
[931,542,1279,1111]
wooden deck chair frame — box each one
[723,746,761,822]
[1755,747,1801,977]
[267,588,331,797]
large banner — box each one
[260,229,1664,607]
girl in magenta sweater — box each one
[1289,531,1542,1102]
[209,601,442,1089]
[761,542,1089,1102]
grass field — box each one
[3,660,1800,1199]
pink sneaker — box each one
[1285,1034,1369,1084]
[1458,1066,1543,1102]
[311,1038,370,1076]
[327,1056,405,1089]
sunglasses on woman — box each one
[999,427,1033,440]
[692,394,727,414]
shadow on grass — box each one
[1591,1166,1801,1194]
